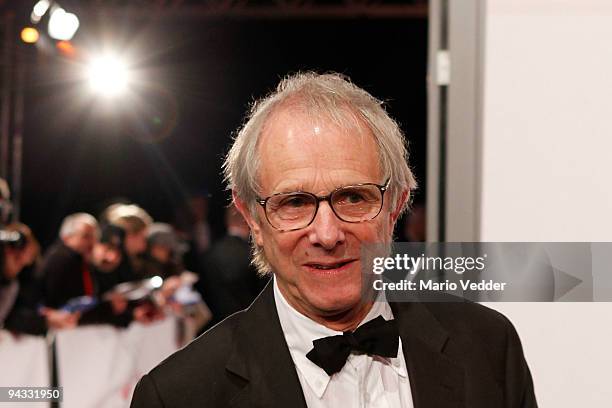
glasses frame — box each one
[256,178,391,232]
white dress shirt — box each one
[273,278,414,408]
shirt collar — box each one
[273,277,407,399]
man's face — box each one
[150,244,171,264]
[125,228,148,257]
[92,243,122,272]
[239,108,400,320]
[64,223,97,260]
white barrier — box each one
[55,316,179,408]
[0,330,50,407]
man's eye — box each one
[279,195,310,208]
[345,193,365,203]
[336,190,367,204]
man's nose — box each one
[307,201,345,250]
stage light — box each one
[21,27,40,44]
[31,0,50,23]
[33,0,50,17]
[87,55,131,96]
[48,7,80,41]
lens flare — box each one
[87,55,130,96]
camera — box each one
[0,179,25,280]
[0,229,25,249]
[0,196,25,249]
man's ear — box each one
[389,190,409,227]
[232,191,264,247]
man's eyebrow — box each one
[266,183,305,195]
[272,181,367,195]
[275,184,307,194]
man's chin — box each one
[303,288,366,318]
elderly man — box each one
[42,213,99,308]
[131,73,536,407]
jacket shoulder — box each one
[422,299,515,337]
[424,300,537,406]
[417,299,529,384]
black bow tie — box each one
[306,316,400,376]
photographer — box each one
[0,177,20,328]
[0,239,22,329]
[41,212,164,327]
[2,223,78,334]
[1,178,78,334]
[41,213,99,309]
[102,203,153,282]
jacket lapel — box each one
[224,281,466,408]
[226,282,308,408]
[391,301,466,408]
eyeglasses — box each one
[256,178,390,232]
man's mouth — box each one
[305,260,356,270]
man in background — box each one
[92,223,126,294]
[105,204,153,281]
[143,222,186,279]
[41,213,99,308]
[174,191,213,277]
[198,205,268,326]
[3,222,78,334]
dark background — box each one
[14,11,428,248]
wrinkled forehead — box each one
[255,104,382,192]
[258,102,377,156]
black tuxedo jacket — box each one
[41,241,89,308]
[131,282,537,408]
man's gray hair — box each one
[223,72,417,274]
[59,213,98,239]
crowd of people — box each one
[0,177,268,339]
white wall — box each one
[480,0,612,241]
[478,1,612,406]
[483,303,612,408]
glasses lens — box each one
[266,193,317,230]
[331,185,383,221]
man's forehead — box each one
[256,107,381,194]
[77,223,97,234]
[259,106,372,150]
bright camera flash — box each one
[87,55,130,96]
